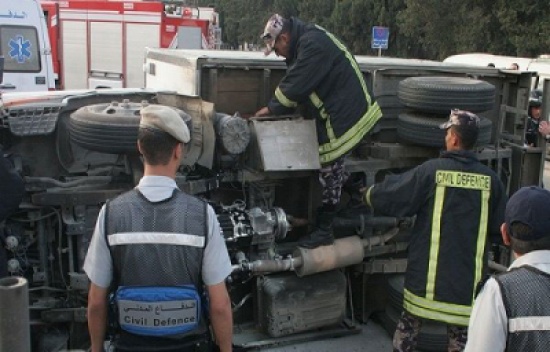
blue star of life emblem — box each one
[8,36,32,63]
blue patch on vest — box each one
[116,286,201,337]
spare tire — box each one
[69,101,191,154]
[398,77,495,113]
[397,112,492,148]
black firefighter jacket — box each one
[267,17,382,164]
[364,150,507,326]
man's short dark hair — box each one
[281,17,291,34]
[452,125,479,150]
[138,128,180,165]
[509,222,550,254]
[440,110,480,150]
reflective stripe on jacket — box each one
[365,150,507,326]
[267,17,382,164]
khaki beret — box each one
[139,105,190,143]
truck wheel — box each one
[397,112,492,148]
[69,101,190,154]
[398,77,495,113]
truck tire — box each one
[69,102,190,154]
[397,112,492,148]
[398,77,495,113]
[69,106,140,154]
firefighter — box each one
[84,105,233,352]
[465,186,550,352]
[254,14,382,249]
[363,109,507,351]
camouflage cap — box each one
[261,14,285,55]
[439,109,480,130]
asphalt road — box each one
[259,320,393,352]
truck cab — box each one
[0,0,55,92]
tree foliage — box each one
[198,0,550,59]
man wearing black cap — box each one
[465,186,550,352]
[254,14,382,249]
[84,105,233,352]
[363,109,507,351]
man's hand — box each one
[254,107,270,117]
[539,121,550,137]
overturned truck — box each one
[0,50,545,350]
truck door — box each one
[0,0,55,92]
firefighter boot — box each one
[299,210,335,249]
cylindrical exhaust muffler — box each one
[293,236,365,277]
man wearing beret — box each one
[465,186,550,351]
[84,105,233,352]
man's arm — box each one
[203,205,233,351]
[83,206,112,352]
[464,278,507,352]
[88,283,109,352]
[268,33,334,115]
[207,282,232,352]
[363,163,429,217]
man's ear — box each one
[279,32,290,43]
[174,143,183,160]
[137,140,143,155]
[450,128,460,147]
[501,223,511,246]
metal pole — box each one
[378,48,382,57]
[0,277,30,352]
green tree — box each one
[494,0,550,57]
[297,0,335,29]
[199,0,550,60]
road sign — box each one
[372,26,389,50]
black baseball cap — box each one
[505,186,550,241]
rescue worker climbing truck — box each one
[0,48,546,350]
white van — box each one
[444,53,550,90]
[0,0,55,92]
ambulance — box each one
[0,0,55,92]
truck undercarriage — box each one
[0,55,544,351]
